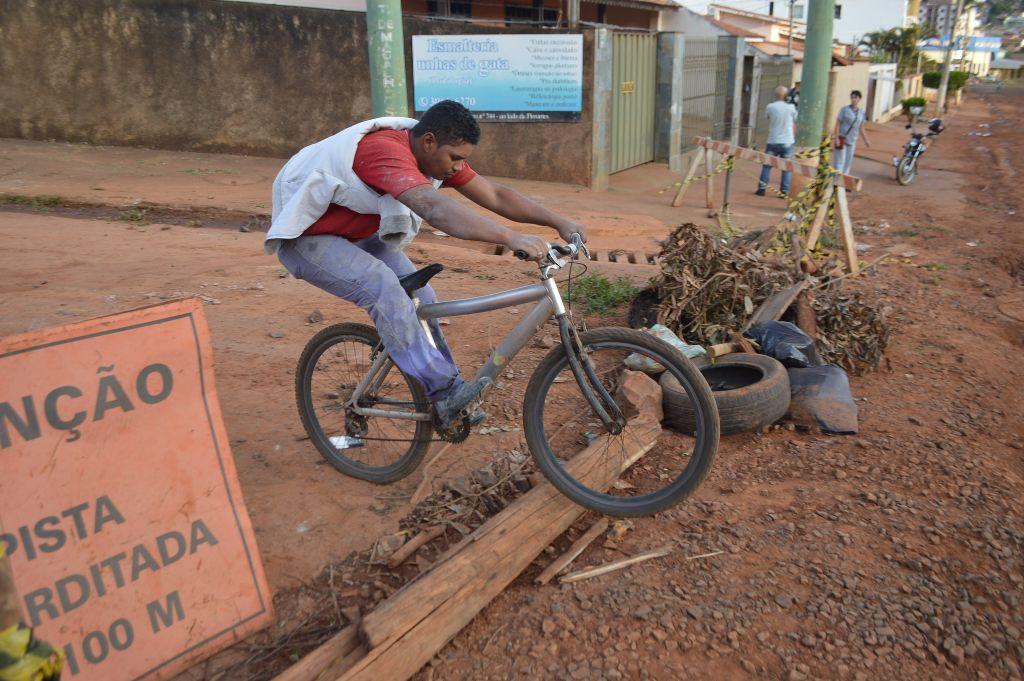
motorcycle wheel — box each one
[897,156,917,186]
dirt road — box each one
[1,86,1021,680]
[401,87,1024,681]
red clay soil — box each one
[399,86,1024,681]
[0,85,1021,680]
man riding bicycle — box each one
[266,100,586,430]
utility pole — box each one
[787,0,795,55]
[937,0,966,114]
[959,3,973,73]
[366,0,408,117]
[796,0,836,148]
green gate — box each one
[610,32,657,174]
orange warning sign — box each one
[0,299,273,680]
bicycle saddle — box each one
[398,263,443,296]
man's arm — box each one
[397,184,549,260]
[455,176,586,242]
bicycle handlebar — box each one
[513,233,586,263]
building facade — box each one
[919,1,981,36]
[709,0,916,44]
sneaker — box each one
[755,189,766,196]
[433,378,492,430]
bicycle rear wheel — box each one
[523,327,719,517]
[296,323,431,483]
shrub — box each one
[922,70,969,91]
[565,274,640,314]
[902,96,927,111]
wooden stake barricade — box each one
[273,411,663,681]
[673,137,863,274]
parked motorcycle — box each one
[893,117,944,186]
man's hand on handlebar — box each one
[507,233,550,261]
[554,220,587,244]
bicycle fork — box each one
[545,277,627,435]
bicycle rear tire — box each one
[523,327,719,516]
[295,323,432,483]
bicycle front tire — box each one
[523,327,719,516]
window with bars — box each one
[504,1,556,25]
[426,0,471,17]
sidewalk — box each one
[0,116,916,250]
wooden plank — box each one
[671,147,705,207]
[386,526,445,569]
[693,137,862,192]
[271,624,361,681]
[358,421,661,652]
[535,518,609,585]
[794,290,818,339]
[742,282,808,331]
[804,182,835,251]
[834,186,859,274]
[706,342,740,359]
[333,422,662,681]
[704,148,716,210]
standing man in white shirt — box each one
[756,85,799,197]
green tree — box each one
[859,25,923,76]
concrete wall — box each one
[658,7,728,38]
[867,63,898,121]
[0,0,596,185]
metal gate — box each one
[751,57,794,149]
[680,37,731,153]
[610,32,657,174]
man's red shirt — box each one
[302,129,476,240]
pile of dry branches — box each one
[650,223,890,373]
[813,288,891,374]
[653,223,795,344]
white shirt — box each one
[765,100,798,146]
[265,117,441,254]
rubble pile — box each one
[650,223,890,374]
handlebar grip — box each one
[551,244,574,256]
[513,250,529,260]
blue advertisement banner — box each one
[919,35,1001,52]
[412,34,584,122]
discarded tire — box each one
[660,353,790,435]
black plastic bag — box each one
[786,365,858,434]
[745,321,823,368]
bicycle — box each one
[294,235,720,516]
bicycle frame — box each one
[347,279,564,422]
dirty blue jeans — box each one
[758,143,794,195]
[277,234,462,400]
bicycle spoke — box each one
[537,342,700,501]
[308,336,425,469]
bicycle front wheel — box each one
[523,327,719,516]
